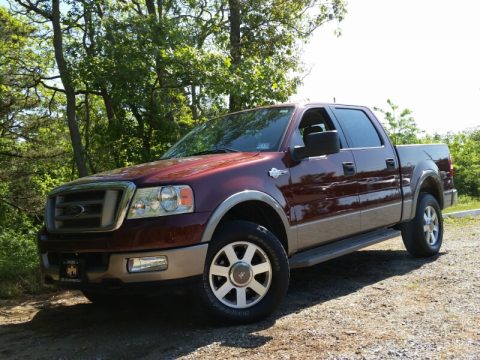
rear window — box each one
[334,109,382,148]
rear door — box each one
[330,106,402,231]
[288,107,362,250]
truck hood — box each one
[71,152,262,185]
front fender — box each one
[199,190,297,254]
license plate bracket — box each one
[59,258,85,283]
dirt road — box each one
[1,217,479,359]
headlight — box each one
[127,185,194,219]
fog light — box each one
[127,256,168,273]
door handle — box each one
[342,162,356,176]
[386,158,396,169]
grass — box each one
[443,195,480,214]
[443,215,480,227]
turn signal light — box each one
[179,187,193,206]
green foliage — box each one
[440,130,480,198]
[374,99,423,145]
[0,227,47,297]
[1,6,71,208]
[421,129,480,198]
[0,6,72,297]
[222,0,345,110]
[4,0,347,170]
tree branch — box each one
[38,80,102,96]
[13,0,52,20]
[0,196,33,215]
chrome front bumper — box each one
[41,243,208,284]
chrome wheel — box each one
[423,205,439,245]
[208,241,272,309]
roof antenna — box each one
[333,97,336,103]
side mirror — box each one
[292,131,340,160]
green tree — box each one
[0,7,72,296]
[374,99,422,145]
[9,0,347,170]
[13,0,89,176]
[442,129,480,197]
[0,6,70,216]
[225,0,346,111]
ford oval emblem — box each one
[64,204,85,217]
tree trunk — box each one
[145,0,157,20]
[131,104,151,162]
[145,0,164,85]
[101,88,115,125]
[84,91,96,174]
[190,85,199,121]
[228,0,241,112]
[52,0,88,177]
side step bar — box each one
[289,228,401,269]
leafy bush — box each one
[446,131,480,198]
[0,229,46,297]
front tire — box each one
[200,220,289,323]
[401,193,443,257]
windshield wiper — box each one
[190,146,240,156]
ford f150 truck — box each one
[38,103,457,323]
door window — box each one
[334,109,382,148]
[291,108,337,148]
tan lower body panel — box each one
[41,243,208,283]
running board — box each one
[289,228,401,269]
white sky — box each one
[293,0,480,134]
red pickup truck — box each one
[39,103,457,323]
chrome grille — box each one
[45,181,136,233]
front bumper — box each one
[41,243,208,285]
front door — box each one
[288,107,362,250]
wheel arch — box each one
[411,171,444,218]
[200,190,296,255]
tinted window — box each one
[334,109,382,148]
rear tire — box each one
[401,193,443,257]
[199,220,289,324]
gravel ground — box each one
[0,217,479,360]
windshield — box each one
[162,106,294,159]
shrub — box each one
[0,229,47,297]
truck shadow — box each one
[0,249,441,359]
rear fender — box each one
[406,160,444,220]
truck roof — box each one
[234,102,370,112]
